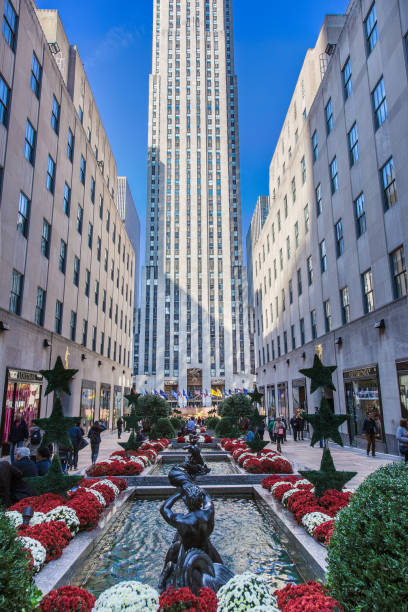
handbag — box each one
[78,437,89,450]
[278,427,284,436]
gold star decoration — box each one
[299,354,337,394]
[40,356,78,396]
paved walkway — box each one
[75,430,128,473]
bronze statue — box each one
[182,434,210,478]
[158,466,233,595]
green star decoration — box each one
[33,397,78,449]
[118,431,143,452]
[249,387,264,405]
[25,455,82,498]
[299,354,337,394]
[300,448,356,498]
[124,390,140,407]
[303,398,348,447]
[40,356,78,396]
[123,406,143,433]
[246,433,269,454]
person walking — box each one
[8,413,29,463]
[362,410,379,457]
[282,417,288,441]
[117,417,124,439]
[314,407,324,448]
[88,421,105,464]
[290,415,299,441]
[273,417,285,453]
[36,447,51,475]
[257,419,265,440]
[245,427,255,443]
[297,414,305,440]
[186,417,196,434]
[267,417,275,443]
[69,420,84,470]
[396,419,408,463]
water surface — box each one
[152,459,238,475]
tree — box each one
[218,393,254,421]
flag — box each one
[171,390,178,399]
[188,391,193,399]
[211,389,217,397]
[183,389,188,398]
[243,388,248,395]
[153,389,158,395]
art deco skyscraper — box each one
[136,0,252,400]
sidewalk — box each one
[75,430,128,473]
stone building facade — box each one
[0,0,135,451]
[249,0,408,453]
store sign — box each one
[8,369,43,383]
[211,379,225,385]
[164,379,178,386]
[343,365,378,379]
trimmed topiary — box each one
[215,417,240,438]
[170,416,185,430]
[327,463,408,611]
[205,416,220,430]
[150,417,176,439]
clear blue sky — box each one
[36,0,349,265]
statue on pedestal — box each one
[182,434,210,478]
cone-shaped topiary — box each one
[327,463,408,611]
[25,455,82,498]
[300,448,356,498]
[215,417,240,439]
[246,433,269,454]
[150,417,176,439]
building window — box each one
[30,53,42,98]
[87,222,93,248]
[362,269,374,313]
[63,183,71,216]
[59,240,67,274]
[340,286,350,324]
[289,279,293,304]
[99,195,103,219]
[390,246,407,299]
[90,176,95,203]
[326,98,333,134]
[73,256,80,287]
[35,287,46,326]
[324,300,331,333]
[17,192,30,237]
[335,219,344,257]
[78,105,83,123]
[55,300,62,333]
[291,324,296,350]
[297,268,302,296]
[92,326,97,351]
[316,183,322,216]
[100,332,105,355]
[24,120,36,164]
[106,210,110,232]
[283,331,288,354]
[381,157,397,210]
[372,77,387,129]
[76,204,83,233]
[70,311,77,341]
[320,239,327,272]
[355,193,366,237]
[97,237,101,261]
[41,219,50,258]
[82,319,88,347]
[286,236,291,260]
[342,57,352,99]
[67,128,74,161]
[304,204,309,233]
[95,280,99,305]
[365,2,378,55]
[9,269,23,315]
[307,255,313,286]
[291,177,296,203]
[300,318,305,345]
[301,157,306,184]
[51,95,60,134]
[330,157,338,194]
[312,131,318,162]
[295,221,299,248]
[85,269,90,297]
[348,123,359,166]
[80,155,86,184]
[46,155,56,193]
[311,309,317,340]
[0,75,10,125]
[2,0,17,50]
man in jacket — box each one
[117,417,124,439]
[268,417,275,443]
[8,412,29,463]
[88,421,106,464]
[0,460,33,506]
[362,410,379,457]
[14,447,38,477]
[69,420,84,469]
[290,416,299,441]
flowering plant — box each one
[262,475,300,490]
[9,493,66,513]
[243,457,264,473]
[313,519,335,546]
[158,586,217,611]
[40,585,96,612]
[67,490,103,531]
[93,580,159,611]
[17,535,46,573]
[4,510,23,528]
[272,483,293,501]
[282,594,344,611]
[301,512,333,536]
[18,520,71,562]
[45,506,80,535]
[274,582,329,610]
[204,435,213,443]
[216,572,278,611]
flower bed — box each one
[85,438,170,477]
[5,476,128,574]
[262,474,353,547]
[220,438,293,474]
[176,434,214,443]
[274,581,343,611]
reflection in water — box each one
[152,460,238,475]
[77,497,301,597]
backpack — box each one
[30,429,41,446]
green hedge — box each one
[170,416,185,430]
[150,417,176,440]
[205,416,220,430]
[327,463,408,611]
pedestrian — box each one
[245,427,255,443]
[315,407,324,448]
[13,447,38,477]
[117,417,124,439]
[257,419,265,440]
[136,428,146,443]
[28,424,43,462]
[186,416,196,433]
[88,421,105,464]
[69,420,85,469]
[8,412,29,463]
[362,410,379,457]
[282,417,288,441]
[273,417,285,453]
[0,460,33,506]
[297,414,305,440]
[290,415,299,441]
[36,447,51,475]
[267,417,275,443]
[396,419,408,463]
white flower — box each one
[281,488,299,506]
[94,580,159,611]
[17,536,46,573]
[29,511,47,526]
[4,510,23,528]
[45,506,80,535]
[91,479,120,497]
[84,487,107,507]
[294,479,312,488]
[270,481,292,493]
[217,572,278,612]
[301,512,333,536]
[129,456,148,467]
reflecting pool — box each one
[151,459,238,475]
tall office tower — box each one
[136,0,253,402]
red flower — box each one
[67,490,104,531]
[262,475,300,489]
[159,586,217,612]
[313,520,335,546]
[204,435,213,443]
[18,520,71,562]
[177,436,185,443]
[272,483,293,501]
[40,585,96,612]
[274,581,328,609]
[9,493,66,513]
[283,594,344,611]
[91,483,116,505]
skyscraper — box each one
[136,0,252,402]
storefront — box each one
[343,365,385,449]
[123,387,131,416]
[257,386,266,416]
[266,385,276,420]
[1,368,43,455]
[292,378,308,431]
[113,386,122,428]
[99,383,111,428]
[397,361,408,420]
[277,382,289,423]
[164,380,178,411]
[80,380,96,432]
